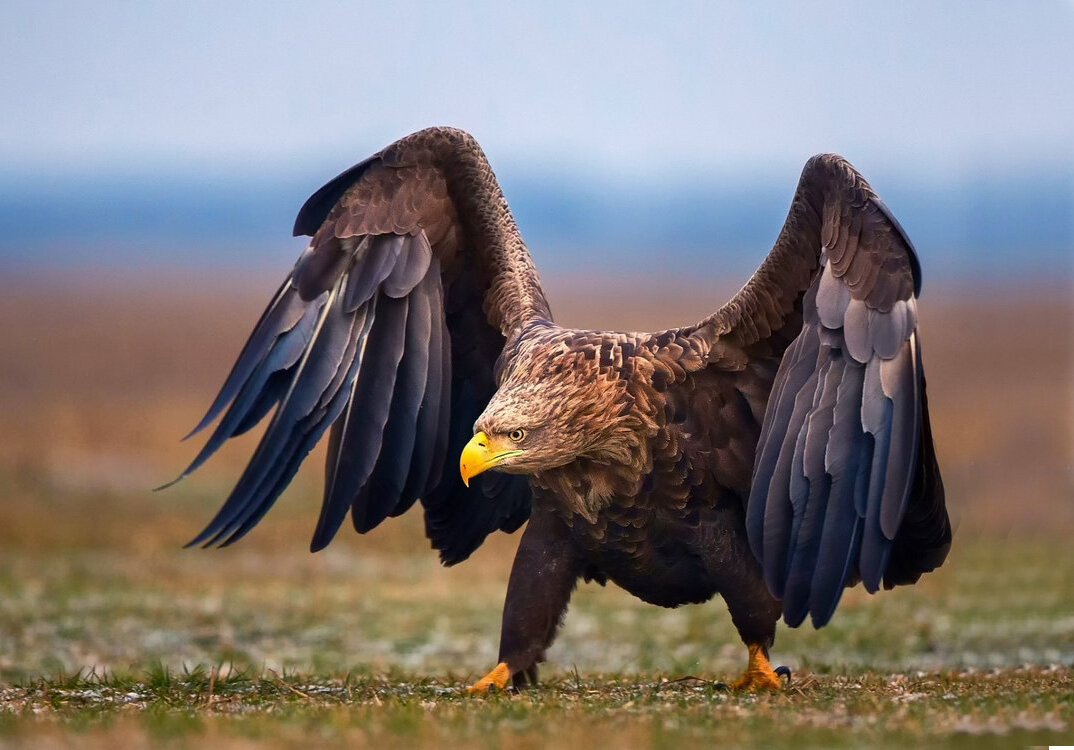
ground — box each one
[0,273,1071,747]
[2,668,1072,748]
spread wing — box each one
[685,154,950,627]
[165,127,550,563]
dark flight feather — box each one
[746,326,817,561]
[188,278,363,547]
[425,290,454,495]
[183,282,312,440]
[781,352,843,625]
[396,262,446,514]
[314,291,409,548]
[352,271,433,531]
[160,299,322,489]
[761,337,822,597]
[807,365,868,626]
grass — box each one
[0,667,1071,748]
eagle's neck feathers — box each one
[520,328,679,523]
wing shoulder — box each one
[689,154,922,360]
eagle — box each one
[166,127,951,692]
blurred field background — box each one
[2,1,1073,747]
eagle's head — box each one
[459,331,654,487]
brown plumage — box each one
[170,127,951,691]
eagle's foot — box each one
[727,644,784,692]
[466,662,511,695]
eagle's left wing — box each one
[677,154,950,627]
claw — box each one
[774,665,793,684]
[512,663,539,690]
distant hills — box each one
[1,164,1070,281]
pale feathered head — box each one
[459,331,655,485]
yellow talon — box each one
[729,644,783,692]
[466,662,511,694]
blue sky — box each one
[0,2,1071,277]
[3,1,1072,176]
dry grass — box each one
[1,669,1071,749]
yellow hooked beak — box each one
[459,431,523,487]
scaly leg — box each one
[715,529,787,692]
[467,508,580,694]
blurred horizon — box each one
[2,159,1072,283]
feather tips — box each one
[182,281,312,441]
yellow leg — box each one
[729,643,783,692]
[466,662,511,694]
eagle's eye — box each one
[508,428,526,443]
